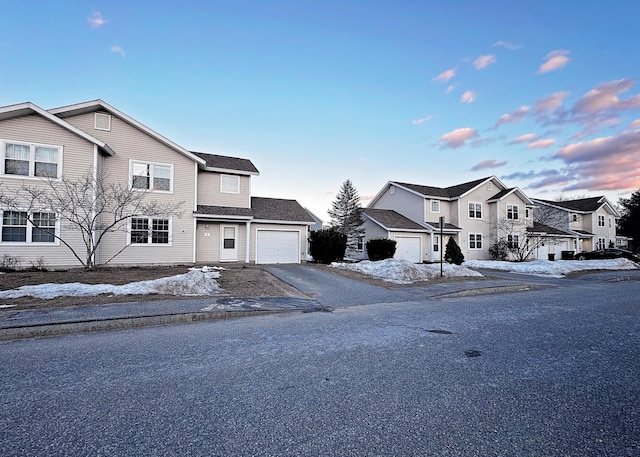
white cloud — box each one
[87,12,107,29]
[528,139,556,149]
[538,50,570,74]
[412,115,433,125]
[461,90,476,104]
[510,133,537,144]
[471,159,507,171]
[438,128,478,148]
[110,46,125,57]
[474,54,496,70]
[492,40,521,50]
[434,68,456,83]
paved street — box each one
[1,272,639,456]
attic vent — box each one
[390,186,395,195]
[487,181,493,191]
[94,113,112,131]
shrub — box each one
[309,228,347,264]
[488,239,510,260]
[366,239,397,261]
[444,237,464,265]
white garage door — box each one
[394,236,422,263]
[256,230,300,264]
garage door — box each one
[393,236,422,263]
[256,230,300,264]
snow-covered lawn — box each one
[0,266,223,300]
[333,258,639,284]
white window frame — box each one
[597,237,606,250]
[468,202,482,219]
[220,174,240,194]
[507,234,519,249]
[431,200,440,213]
[507,204,519,220]
[598,215,605,227]
[469,233,483,250]
[94,113,112,131]
[1,139,63,179]
[128,216,172,246]
[130,160,173,193]
[0,209,60,245]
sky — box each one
[2,1,640,222]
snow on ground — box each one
[465,258,639,278]
[0,266,224,300]
[333,258,639,283]
[332,259,483,284]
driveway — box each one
[264,264,552,308]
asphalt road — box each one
[1,272,639,456]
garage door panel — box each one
[256,230,300,264]
[394,236,421,263]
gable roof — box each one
[487,187,534,205]
[363,208,428,231]
[392,177,491,199]
[0,102,115,156]
[191,151,259,175]
[48,99,206,166]
[532,196,619,216]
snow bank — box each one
[332,258,483,284]
[465,258,639,277]
[0,267,224,300]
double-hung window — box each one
[2,140,61,178]
[1,210,57,243]
[507,234,519,249]
[131,161,172,192]
[507,204,519,220]
[468,202,482,219]
[431,200,440,213]
[221,175,240,194]
[469,233,483,249]
[130,217,171,245]
[598,215,605,227]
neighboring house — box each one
[531,197,621,253]
[0,100,313,267]
[362,176,535,262]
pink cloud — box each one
[573,79,640,115]
[460,90,476,104]
[474,54,496,70]
[495,106,529,128]
[434,68,456,83]
[510,133,537,144]
[412,115,433,125]
[87,12,106,29]
[538,50,570,74]
[471,159,507,171]
[528,139,555,149]
[439,128,478,148]
[534,91,570,114]
[631,119,640,129]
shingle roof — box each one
[363,208,427,231]
[394,177,489,199]
[425,221,462,231]
[251,197,315,222]
[196,198,314,223]
[191,151,259,174]
[534,197,604,212]
[526,221,575,236]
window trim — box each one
[94,113,112,131]
[469,233,483,250]
[430,199,440,213]
[1,139,63,179]
[507,234,519,249]
[598,215,605,227]
[220,174,240,194]
[506,204,519,220]
[468,202,482,219]
[0,209,60,245]
[129,160,174,193]
[128,216,172,246]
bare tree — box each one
[0,171,184,269]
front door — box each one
[220,225,238,261]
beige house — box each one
[531,197,621,254]
[362,176,535,261]
[0,100,313,268]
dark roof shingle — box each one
[363,208,427,230]
[394,177,489,199]
[192,151,259,174]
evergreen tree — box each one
[618,189,640,250]
[444,237,464,265]
[328,179,365,253]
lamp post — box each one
[440,216,444,277]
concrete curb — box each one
[429,284,552,299]
[0,309,294,341]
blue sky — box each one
[2,1,639,222]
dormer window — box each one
[221,174,240,194]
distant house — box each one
[531,197,621,253]
[360,176,535,262]
[0,100,314,267]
